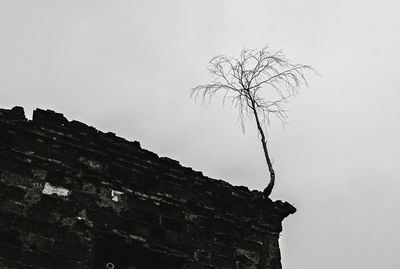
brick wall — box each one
[0,106,295,269]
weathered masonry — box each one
[0,106,296,269]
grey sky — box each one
[1,1,399,268]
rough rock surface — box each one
[0,106,295,269]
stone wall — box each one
[0,106,295,269]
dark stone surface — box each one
[0,106,295,269]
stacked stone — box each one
[0,106,295,269]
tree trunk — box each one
[250,100,275,198]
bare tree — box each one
[192,46,314,198]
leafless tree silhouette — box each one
[192,46,314,198]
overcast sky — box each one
[1,1,399,268]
